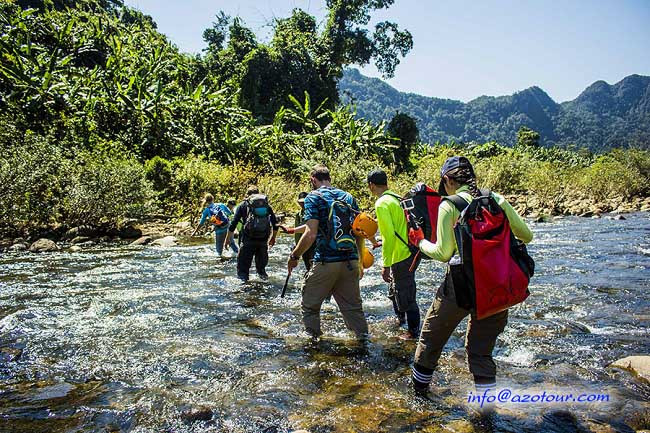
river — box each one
[1,213,649,432]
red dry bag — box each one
[447,191,534,319]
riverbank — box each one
[1,195,649,253]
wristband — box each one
[290,253,299,261]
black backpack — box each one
[242,194,271,240]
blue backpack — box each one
[208,203,229,229]
[313,189,358,254]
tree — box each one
[516,126,541,148]
[202,2,412,124]
[387,111,418,172]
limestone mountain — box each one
[339,69,650,150]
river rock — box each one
[0,347,22,362]
[181,406,213,423]
[71,236,92,244]
[579,211,593,218]
[77,241,96,248]
[130,236,152,246]
[151,236,177,247]
[9,243,28,252]
[64,225,99,240]
[29,238,60,253]
[118,225,142,239]
[13,237,26,245]
[591,214,601,219]
[98,236,111,243]
[69,246,82,252]
[609,356,650,383]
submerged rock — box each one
[29,238,60,253]
[69,246,82,252]
[151,236,177,247]
[609,356,650,383]
[130,236,153,246]
[181,406,213,423]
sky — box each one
[124,0,650,103]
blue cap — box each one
[440,156,474,177]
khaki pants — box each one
[301,260,369,339]
[414,271,508,379]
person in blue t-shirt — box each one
[287,164,369,340]
[192,194,238,256]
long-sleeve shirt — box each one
[199,203,231,233]
[375,190,411,268]
[419,185,533,262]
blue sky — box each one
[124,0,650,103]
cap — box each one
[366,169,388,186]
[297,191,308,203]
[440,156,474,177]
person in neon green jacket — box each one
[408,156,533,400]
[368,169,422,340]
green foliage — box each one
[516,126,541,148]
[64,151,155,224]
[386,111,418,172]
[578,155,644,201]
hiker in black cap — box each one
[408,156,533,398]
[368,169,422,340]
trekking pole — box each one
[281,271,292,298]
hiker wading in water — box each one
[287,165,369,341]
[226,186,279,282]
[409,156,533,396]
[368,169,422,340]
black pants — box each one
[389,253,421,336]
[237,238,269,280]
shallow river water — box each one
[1,214,649,433]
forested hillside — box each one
[339,68,650,150]
[1,0,648,237]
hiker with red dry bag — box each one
[408,156,534,397]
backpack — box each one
[313,189,358,255]
[242,194,271,239]
[387,183,442,259]
[446,190,535,319]
[208,203,229,229]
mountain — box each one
[339,69,650,150]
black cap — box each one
[367,169,388,186]
[297,191,308,203]
[438,156,475,195]
[440,156,474,177]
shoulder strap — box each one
[445,194,470,213]
[385,192,402,201]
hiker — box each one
[409,156,533,396]
[280,192,316,271]
[368,169,421,340]
[225,186,279,281]
[192,194,233,256]
[221,199,239,254]
[287,165,369,340]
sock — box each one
[412,363,434,390]
[473,375,496,393]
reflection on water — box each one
[1,214,649,432]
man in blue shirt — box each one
[287,165,369,340]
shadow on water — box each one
[0,213,649,432]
